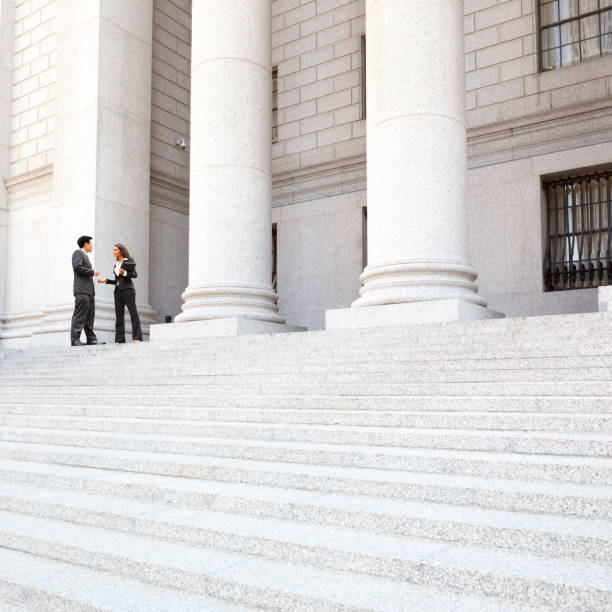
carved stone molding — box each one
[467,100,612,168]
[273,155,366,207]
[150,171,189,214]
[4,165,53,210]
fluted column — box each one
[327,0,501,329]
[175,0,283,324]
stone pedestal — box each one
[599,286,612,313]
[328,0,502,330]
[151,318,304,342]
[174,0,288,333]
[326,300,503,330]
[32,0,155,347]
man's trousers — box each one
[71,293,97,343]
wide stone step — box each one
[3,318,611,363]
[1,414,609,455]
[2,380,612,397]
[4,309,610,345]
[2,336,612,371]
[2,365,612,385]
[2,394,611,417]
[0,443,610,518]
[4,355,612,379]
[2,478,612,607]
[0,547,246,611]
[0,403,609,431]
[0,428,609,486]
[0,461,612,562]
[0,510,548,611]
[2,317,612,362]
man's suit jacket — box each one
[72,249,95,296]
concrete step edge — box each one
[0,429,609,486]
[0,548,247,612]
[0,458,608,520]
[1,417,610,456]
[0,510,609,611]
[0,405,609,432]
[2,480,611,564]
[0,444,610,517]
[0,510,546,612]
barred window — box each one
[272,66,278,142]
[360,35,366,120]
[544,169,612,291]
[272,224,278,292]
[539,0,612,71]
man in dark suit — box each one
[70,235,102,346]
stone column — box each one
[33,0,156,346]
[165,0,295,338]
[327,0,501,329]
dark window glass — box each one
[539,0,612,70]
[543,169,612,291]
[272,66,278,142]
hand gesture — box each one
[119,268,127,276]
[94,269,100,276]
[97,279,106,284]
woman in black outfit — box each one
[98,243,143,343]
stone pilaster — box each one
[33,0,156,346]
[327,0,502,330]
[0,0,14,337]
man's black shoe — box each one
[87,340,106,345]
[71,340,85,346]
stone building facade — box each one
[1,0,611,347]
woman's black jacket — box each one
[105,258,137,293]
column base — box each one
[598,286,612,313]
[30,301,157,348]
[150,317,305,342]
[326,299,504,330]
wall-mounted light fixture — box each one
[175,137,188,151]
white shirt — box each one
[114,260,123,276]
[81,248,93,266]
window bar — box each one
[557,187,569,288]
[557,184,564,288]
[587,176,595,285]
[544,185,555,291]
[579,179,587,286]
[569,183,577,287]
[566,183,575,287]
[574,181,584,287]
[551,183,560,289]
[606,173,612,285]
[597,177,604,284]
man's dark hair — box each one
[77,236,92,248]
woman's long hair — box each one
[114,243,131,259]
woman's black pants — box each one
[114,288,143,342]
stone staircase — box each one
[0,312,611,611]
